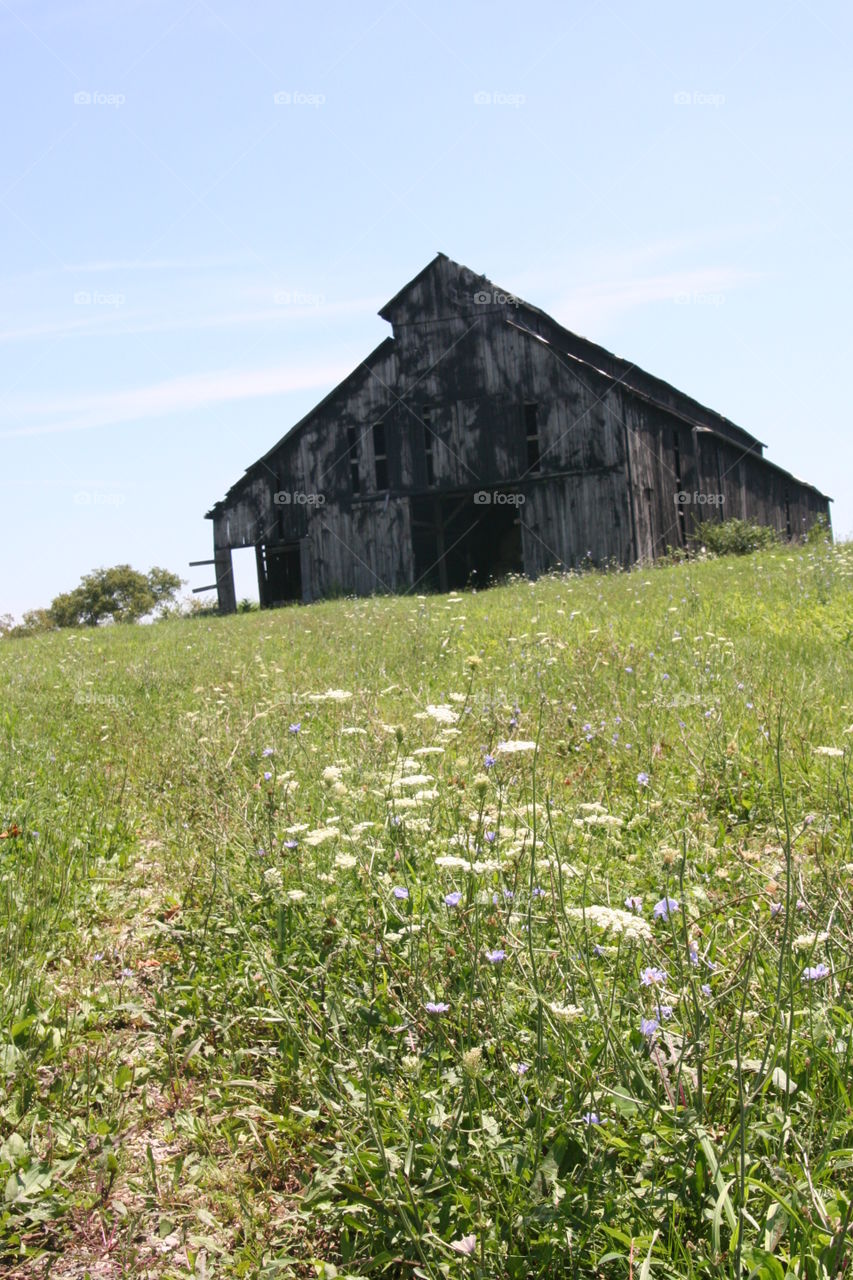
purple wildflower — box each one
[425,1001,450,1014]
[653,896,679,921]
[289,722,301,734]
[262,747,274,757]
[582,1111,601,1125]
[640,966,666,986]
[640,1016,659,1038]
[625,895,643,912]
[444,891,462,907]
[485,949,506,964]
[393,886,409,899]
[483,753,496,769]
[637,771,650,787]
[283,840,298,849]
[263,771,272,781]
[513,1062,529,1076]
[701,983,712,996]
[802,963,830,982]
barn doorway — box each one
[410,493,523,592]
[257,542,303,606]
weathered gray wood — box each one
[206,254,831,611]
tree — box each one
[47,565,184,628]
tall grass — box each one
[1,541,851,1277]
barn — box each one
[204,254,831,611]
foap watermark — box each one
[673,290,725,307]
[273,289,325,307]
[274,491,326,506]
[74,689,125,708]
[73,290,125,307]
[673,90,725,107]
[74,90,126,107]
[472,289,520,307]
[474,490,526,507]
[73,490,126,507]
[675,492,725,507]
[474,90,526,108]
[273,90,325,107]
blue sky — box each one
[1,0,850,617]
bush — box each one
[692,517,779,556]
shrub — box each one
[692,517,779,556]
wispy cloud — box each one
[547,266,762,333]
[0,362,355,438]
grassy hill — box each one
[1,541,852,1278]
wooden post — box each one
[214,546,237,614]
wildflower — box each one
[814,746,843,758]
[283,839,298,849]
[653,896,679,920]
[393,886,409,899]
[532,885,546,897]
[640,1016,659,1038]
[659,1004,674,1020]
[289,722,301,733]
[582,1112,600,1125]
[802,963,830,982]
[263,866,283,892]
[688,942,699,966]
[770,901,783,917]
[461,1047,483,1076]
[450,1235,477,1256]
[262,747,274,757]
[496,739,536,754]
[263,771,272,781]
[793,930,829,951]
[485,830,496,843]
[549,1002,584,1021]
[286,888,306,902]
[701,983,712,996]
[640,966,666,986]
[625,895,643,912]
[565,905,653,942]
[334,852,357,870]
[513,1061,530,1076]
[255,847,266,857]
[444,891,462,907]
[425,1001,450,1014]
[485,949,506,964]
[637,771,650,787]
[322,764,343,783]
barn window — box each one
[524,403,541,472]
[422,406,435,486]
[373,421,389,490]
[347,426,360,495]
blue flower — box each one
[263,771,272,781]
[262,747,274,757]
[393,886,409,899]
[483,753,496,769]
[802,963,830,982]
[624,895,643,912]
[701,983,712,996]
[485,830,496,843]
[640,1017,659,1038]
[640,966,666,986]
[444,891,462,907]
[531,886,546,898]
[637,771,650,787]
[653,896,679,920]
[582,1111,600,1125]
[283,840,298,849]
[513,1061,529,1076]
[485,949,506,964]
[289,722,301,734]
[425,1001,450,1014]
[659,1004,674,1020]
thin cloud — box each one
[0,362,355,438]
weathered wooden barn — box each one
[205,254,831,610]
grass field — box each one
[1,539,852,1279]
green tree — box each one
[48,565,184,628]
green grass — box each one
[1,540,852,1278]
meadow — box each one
[1,538,851,1279]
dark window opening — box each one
[373,421,389,491]
[422,406,435,486]
[347,426,360,495]
[524,403,541,472]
